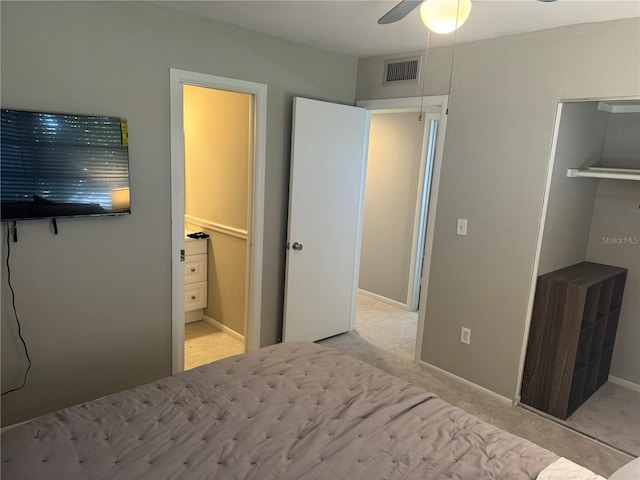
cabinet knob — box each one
[191,295,196,300]
[190,267,196,272]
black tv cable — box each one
[2,222,31,396]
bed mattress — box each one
[1,342,599,479]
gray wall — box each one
[586,186,639,385]
[359,112,424,304]
[593,111,640,385]
[0,1,357,426]
[357,49,453,102]
[356,18,640,398]
[537,102,608,276]
[602,112,640,169]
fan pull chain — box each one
[446,0,462,115]
[418,29,431,122]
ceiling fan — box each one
[378,0,424,25]
[378,0,472,34]
[378,0,557,33]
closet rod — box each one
[567,168,640,181]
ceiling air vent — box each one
[383,56,421,85]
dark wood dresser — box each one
[521,261,627,420]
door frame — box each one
[357,95,448,362]
[169,68,267,373]
[513,102,563,403]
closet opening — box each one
[518,98,640,456]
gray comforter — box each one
[1,342,558,479]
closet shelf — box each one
[567,166,640,181]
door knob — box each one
[292,242,303,251]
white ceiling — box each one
[153,0,640,57]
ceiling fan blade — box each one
[377,0,423,25]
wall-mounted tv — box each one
[1,108,131,221]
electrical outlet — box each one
[460,327,471,345]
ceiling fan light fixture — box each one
[420,0,472,34]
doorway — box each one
[182,85,249,369]
[169,69,267,374]
[356,96,448,363]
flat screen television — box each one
[1,108,131,221]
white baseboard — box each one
[203,315,245,344]
[358,289,409,310]
[418,360,513,405]
[609,375,640,393]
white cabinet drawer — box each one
[185,238,207,256]
[185,254,207,284]
[185,282,208,312]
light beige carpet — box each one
[565,382,640,457]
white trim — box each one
[170,70,186,374]
[185,214,248,240]
[358,288,408,310]
[407,115,439,312]
[348,110,372,333]
[609,375,640,393]
[202,315,245,343]
[414,100,447,364]
[170,69,266,374]
[514,102,563,401]
[246,82,267,354]
[358,96,448,114]
[356,95,448,366]
[419,360,512,404]
[561,95,640,104]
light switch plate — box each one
[460,327,471,345]
[457,218,468,236]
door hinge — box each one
[180,249,185,261]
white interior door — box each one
[283,97,370,342]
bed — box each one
[1,342,604,479]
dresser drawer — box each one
[185,238,207,256]
[185,282,208,312]
[185,254,207,284]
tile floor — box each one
[184,321,244,370]
[354,294,419,360]
[184,294,417,370]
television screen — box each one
[1,108,131,221]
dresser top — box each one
[539,261,627,286]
